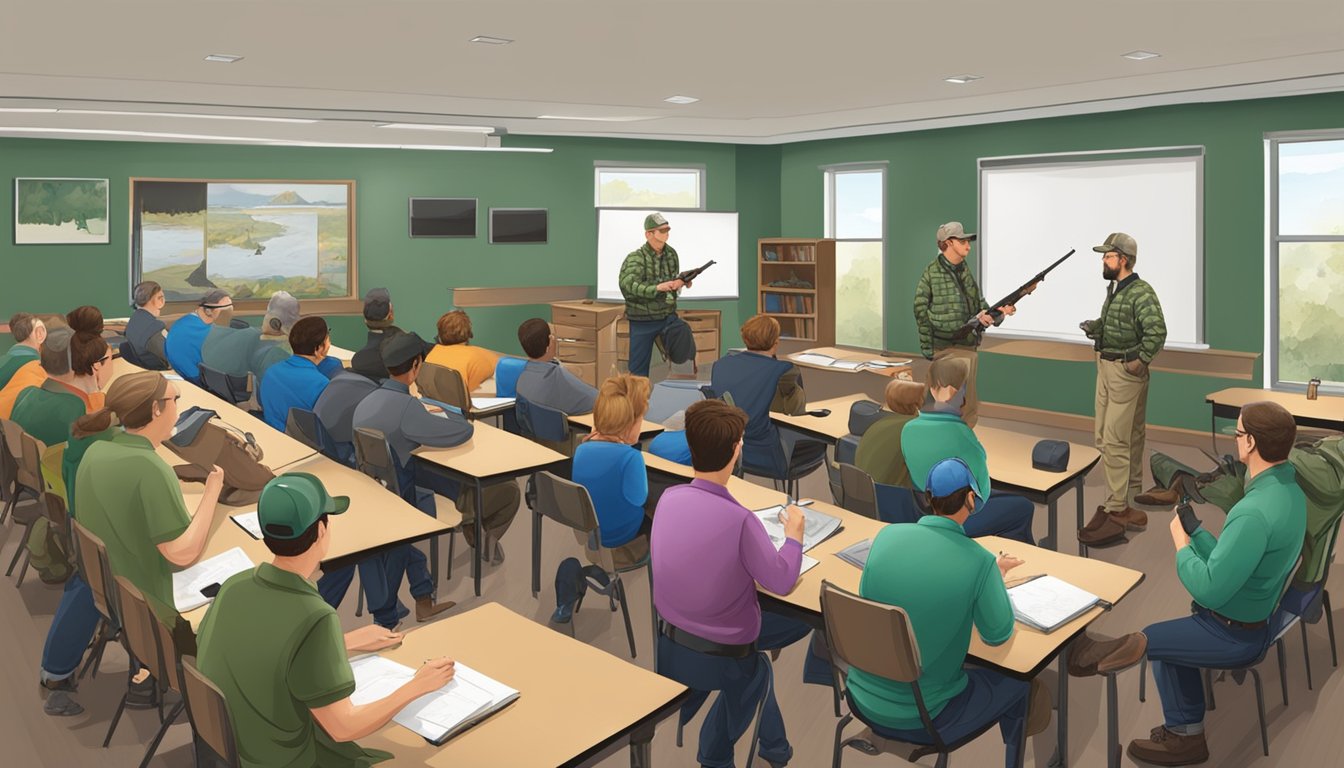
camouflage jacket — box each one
[1082,273,1167,363]
[913,254,991,357]
[619,243,680,322]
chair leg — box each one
[79,621,107,680]
[1106,672,1120,768]
[1300,622,1313,691]
[531,509,542,598]
[1276,639,1289,706]
[7,521,32,575]
[139,699,185,768]
[832,677,841,718]
[355,582,365,617]
[15,549,30,587]
[744,657,773,768]
[1249,669,1268,756]
[1325,590,1338,668]
[447,530,456,581]
[832,712,853,768]
[616,578,637,659]
[1138,657,1147,702]
[933,753,949,768]
[103,691,130,747]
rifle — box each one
[952,249,1075,341]
[677,260,716,284]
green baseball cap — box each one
[644,212,669,231]
[1092,232,1138,260]
[257,472,349,540]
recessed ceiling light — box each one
[536,115,654,122]
[944,75,983,84]
[203,54,244,63]
[664,95,699,105]
[58,109,316,123]
[470,35,512,45]
[1122,50,1161,61]
[376,122,495,133]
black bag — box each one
[847,399,885,436]
[1031,439,1070,472]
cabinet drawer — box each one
[696,349,719,367]
[552,323,596,343]
[561,361,596,386]
[557,341,596,363]
[617,336,629,358]
[694,330,718,352]
[683,314,718,331]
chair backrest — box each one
[151,604,186,694]
[352,427,401,495]
[41,442,67,502]
[533,471,614,572]
[112,574,167,685]
[42,491,72,550]
[199,364,250,405]
[826,459,846,508]
[838,463,879,520]
[494,357,527,398]
[417,363,470,413]
[71,519,116,624]
[285,407,340,460]
[1303,513,1344,586]
[820,579,923,685]
[181,656,241,767]
[515,396,571,444]
[118,341,143,367]
[835,434,861,467]
[2,419,41,491]
[16,428,46,493]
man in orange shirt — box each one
[425,310,502,393]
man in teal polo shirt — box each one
[1070,402,1306,765]
[0,312,46,389]
[197,473,455,768]
[848,458,1046,768]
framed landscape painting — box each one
[15,178,110,244]
[130,179,355,303]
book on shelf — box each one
[764,294,783,313]
[350,656,520,745]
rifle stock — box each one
[951,249,1075,341]
[677,259,716,283]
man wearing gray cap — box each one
[912,222,1019,428]
[350,287,404,381]
[1077,232,1168,546]
[619,212,697,378]
[164,289,233,383]
[249,291,342,382]
[125,281,169,369]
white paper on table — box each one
[799,554,819,576]
[792,352,837,367]
[163,373,185,381]
[470,397,516,411]
[752,505,842,553]
[1007,575,1101,633]
[172,547,254,612]
[352,656,520,743]
[831,360,864,371]
[862,358,911,368]
[349,656,415,706]
[230,510,263,540]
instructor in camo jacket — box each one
[1077,232,1168,547]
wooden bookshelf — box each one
[757,238,835,345]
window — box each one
[594,166,703,209]
[824,165,886,349]
[1269,136,1344,390]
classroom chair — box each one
[352,427,456,583]
[198,363,252,406]
[494,356,526,397]
[181,656,241,768]
[532,470,647,658]
[71,520,120,682]
[109,574,186,766]
[1272,516,1342,691]
[820,579,1025,768]
[286,407,351,467]
[417,362,471,414]
[6,428,48,585]
[0,418,42,525]
[837,463,879,520]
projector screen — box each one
[979,153,1203,347]
[597,209,739,300]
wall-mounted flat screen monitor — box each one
[409,197,477,237]
[489,208,548,244]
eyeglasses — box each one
[655,227,671,234]
[157,395,181,405]
[1235,429,1249,438]
[96,354,112,364]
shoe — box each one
[39,568,71,585]
[1025,678,1053,737]
[42,691,84,717]
[582,566,611,594]
[1127,725,1210,765]
[1068,632,1147,677]
[551,601,575,624]
[39,676,77,694]
[1112,506,1148,531]
[125,673,158,709]
[1134,486,1180,506]
[1078,507,1126,546]
[414,595,456,623]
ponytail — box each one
[73,407,114,439]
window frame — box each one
[823,162,888,350]
[593,162,706,210]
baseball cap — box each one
[200,289,231,308]
[363,287,393,327]
[257,472,349,540]
[380,331,432,369]
[936,222,976,242]
[926,457,983,503]
[644,212,669,231]
[1092,232,1138,260]
[262,291,300,335]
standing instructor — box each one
[619,212,696,377]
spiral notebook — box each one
[350,656,520,745]
[1006,575,1104,633]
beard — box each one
[1102,265,1120,280]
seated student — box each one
[75,371,226,655]
[165,289,233,382]
[0,315,63,419]
[249,291,342,382]
[351,332,471,627]
[197,472,455,768]
[848,458,1046,768]
[125,281,170,369]
[710,314,827,481]
[0,312,47,390]
[1069,403,1306,766]
[201,290,289,378]
[426,310,501,393]
[515,317,598,415]
[652,398,816,768]
[313,370,380,464]
[350,287,403,381]
[902,357,1036,544]
[855,378,925,488]
[259,317,335,431]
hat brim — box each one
[1092,244,1113,253]
[962,233,977,241]
[324,495,350,516]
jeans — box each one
[657,611,812,767]
[627,315,692,378]
[962,494,1036,546]
[316,557,396,613]
[856,667,1029,768]
[1145,606,1271,727]
[41,573,102,679]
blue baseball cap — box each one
[926,458,983,503]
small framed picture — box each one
[15,177,110,244]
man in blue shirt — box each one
[259,317,334,431]
[165,289,232,382]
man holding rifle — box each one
[1077,232,1168,547]
[620,212,700,377]
[913,221,1026,427]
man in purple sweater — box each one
[652,398,813,768]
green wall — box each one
[779,92,1344,431]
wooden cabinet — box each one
[616,309,721,373]
[549,301,623,387]
[758,238,835,345]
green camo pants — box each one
[1148,452,1246,512]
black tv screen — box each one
[409,197,477,237]
[490,208,548,244]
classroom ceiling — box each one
[3,0,1344,149]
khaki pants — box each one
[457,483,522,549]
[933,346,980,428]
[1095,357,1149,513]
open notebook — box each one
[790,352,911,371]
[350,656,519,745]
[1007,575,1105,633]
[753,505,842,553]
[835,538,872,569]
[172,547,254,613]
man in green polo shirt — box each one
[197,473,455,768]
[848,458,1046,768]
[618,212,696,377]
[1070,402,1305,765]
[0,312,46,389]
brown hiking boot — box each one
[1078,507,1126,546]
[1025,678,1052,736]
[1068,632,1148,677]
[415,595,456,623]
[1112,506,1148,531]
[1127,725,1210,765]
[1134,486,1179,506]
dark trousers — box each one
[627,315,692,378]
[42,573,102,679]
[858,668,1029,768]
[316,557,399,614]
[963,494,1035,545]
[657,611,812,767]
[1145,607,1271,727]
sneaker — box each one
[42,691,84,717]
[1078,507,1126,546]
[1127,725,1210,765]
[551,601,575,624]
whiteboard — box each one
[979,154,1203,347]
[596,209,739,300]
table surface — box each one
[360,602,688,767]
[1206,387,1344,423]
[567,412,666,440]
[327,344,355,363]
[413,420,567,480]
[786,346,914,375]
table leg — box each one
[1042,499,1058,552]
[430,537,439,601]
[474,478,484,597]
[1106,672,1120,768]
[1076,478,1089,558]
[531,506,542,598]
[1210,409,1219,460]
[1049,641,1070,768]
